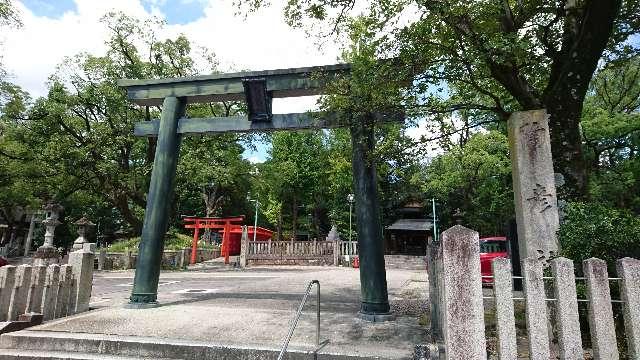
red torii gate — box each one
[183,216,245,265]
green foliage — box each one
[422,131,513,235]
[107,229,211,253]
[559,202,640,273]
[238,0,640,197]
[0,13,253,242]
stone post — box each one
[34,202,63,267]
[550,257,582,359]
[491,258,517,360]
[617,257,640,358]
[178,249,187,269]
[8,265,32,321]
[24,213,38,257]
[72,215,95,251]
[426,235,442,344]
[124,248,132,270]
[41,265,60,321]
[584,258,619,359]
[507,110,560,263]
[327,225,340,266]
[522,257,550,360]
[26,265,46,314]
[0,265,16,321]
[439,225,485,359]
[69,244,95,313]
[239,226,248,268]
[98,248,106,271]
[55,264,73,318]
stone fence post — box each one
[327,225,340,266]
[0,265,16,321]
[8,265,32,321]
[617,257,640,358]
[584,258,619,359]
[239,226,248,268]
[26,265,46,314]
[69,243,95,314]
[439,225,485,360]
[124,249,132,269]
[41,264,60,321]
[97,248,106,271]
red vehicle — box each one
[0,256,8,267]
[479,237,509,285]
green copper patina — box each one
[129,96,185,306]
[119,63,398,316]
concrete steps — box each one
[384,255,426,270]
[0,330,384,360]
[0,349,178,359]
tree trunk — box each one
[541,0,621,199]
[114,195,143,234]
[544,100,588,199]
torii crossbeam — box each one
[119,63,401,319]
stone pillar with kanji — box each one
[508,110,560,262]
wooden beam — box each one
[133,112,404,137]
[118,63,351,106]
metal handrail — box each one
[277,280,329,360]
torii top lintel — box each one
[118,63,403,136]
[117,63,351,107]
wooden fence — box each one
[0,248,94,322]
[244,239,358,265]
[428,225,640,359]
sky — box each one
[2,0,429,162]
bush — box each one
[106,229,217,253]
[558,202,640,273]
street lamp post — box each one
[347,193,355,254]
[248,196,259,242]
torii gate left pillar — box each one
[129,96,185,305]
[119,64,400,319]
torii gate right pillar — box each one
[350,114,392,319]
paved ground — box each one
[32,261,430,359]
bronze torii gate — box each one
[118,64,402,319]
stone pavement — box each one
[2,262,430,359]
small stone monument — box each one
[33,202,64,267]
[72,215,95,251]
[327,225,340,266]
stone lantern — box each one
[34,202,64,266]
[452,208,465,225]
[72,215,95,251]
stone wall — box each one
[97,248,220,271]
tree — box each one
[0,83,45,244]
[260,131,328,240]
[582,55,640,211]
[2,13,251,238]
[421,131,513,235]
[239,0,640,199]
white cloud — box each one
[3,0,342,107]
